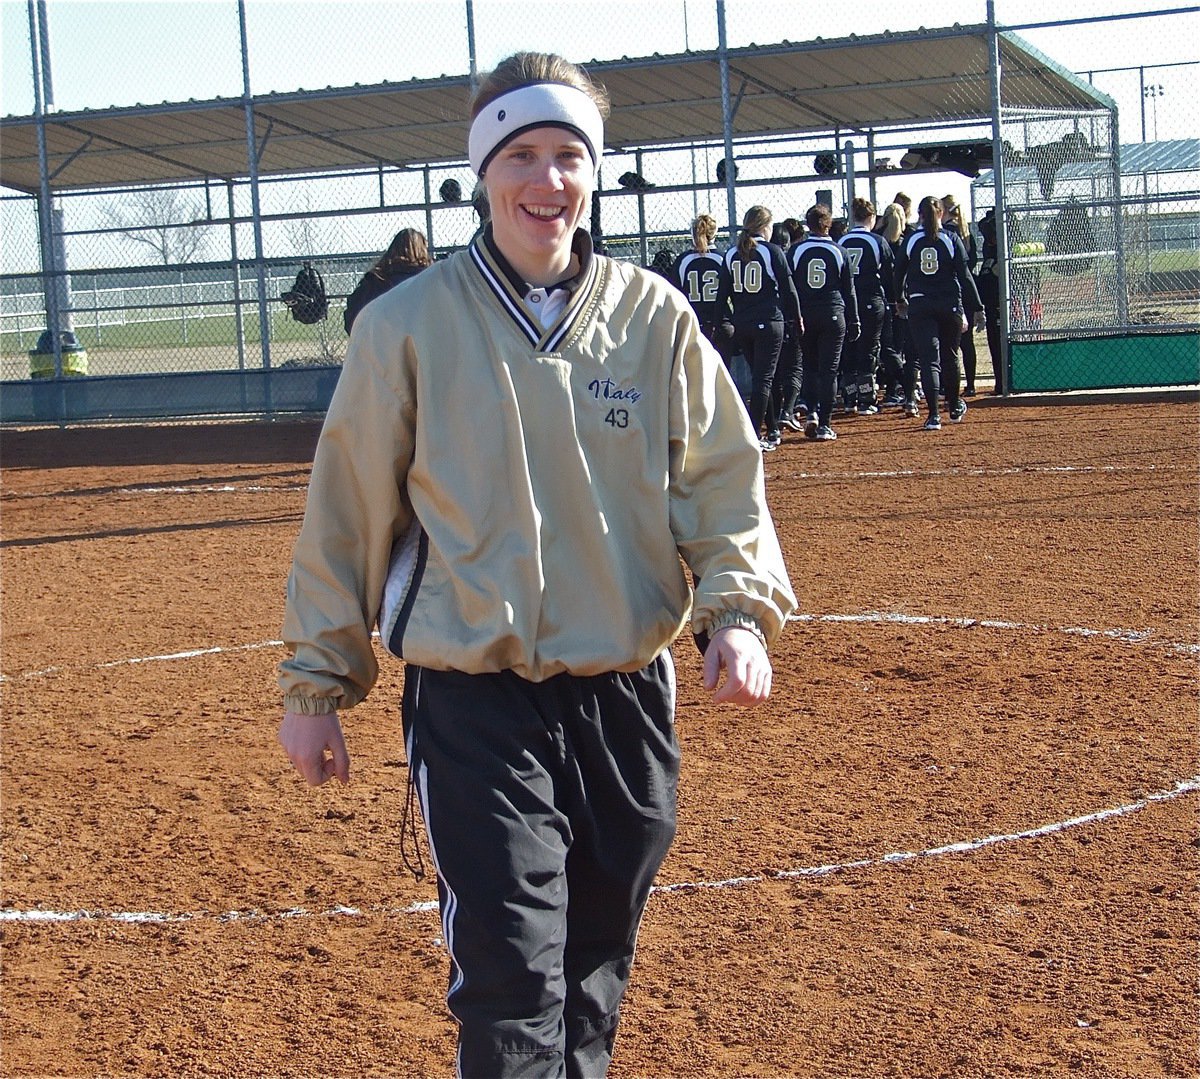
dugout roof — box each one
[0,23,1115,194]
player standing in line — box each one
[716,205,802,452]
[975,208,1004,392]
[789,203,858,443]
[670,213,735,375]
[276,51,796,1079]
[839,196,894,416]
[941,194,981,395]
[775,217,811,425]
[894,195,985,431]
[877,201,920,415]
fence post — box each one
[29,0,63,382]
[717,0,737,247]
[844,140,856,211]
[636,149,648,268]
[987,0,1011,395]
[238,0,272,413]
[1110,112,1129,326]
[423,166,435,254]
[228,180,246,372]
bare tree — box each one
[279,192,333,261]
[103,187,212,265]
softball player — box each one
[839,197,894,414]
[343,227,432,333]
[941,194,981,395]
[277,50,796,1079]
[670,213,735,374]
[715,205,802,451]
[894,196,985,431]
[789,203,858,442]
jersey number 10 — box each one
[732,260,763,293]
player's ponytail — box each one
[692,213,718,254]
[738,205,771,258]
[919,196,943,238]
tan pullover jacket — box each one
[279,232,796,714]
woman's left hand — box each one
[702,626,773,705]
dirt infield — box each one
[2,394,1197,1078]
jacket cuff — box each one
[282,695,339,716]
[704,610,768,647]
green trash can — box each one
[29,329,88,379]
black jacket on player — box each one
[895,230,982,315]
[838,226,895,305]
[717,239,800,328]
[788,236,858,329]
[944,220,979,274]
[670,250,732,327]
[344,264,426,333]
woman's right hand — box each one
[278,711,351,786]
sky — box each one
[1,0,1196,123]
[0,1,1195,273]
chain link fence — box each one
[1,2,1196,421]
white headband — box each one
[468,82,604,177]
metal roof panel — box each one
[0,24,1115,193]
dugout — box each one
[1,6,1192,424]
[973,136,1200,392]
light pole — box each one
[1143,84,1165,142]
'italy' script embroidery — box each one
[588,377,642,404]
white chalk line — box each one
[6,461,1183,502]
[113,484,308,494]
[0,638,286,682]
[789,610,1200,655]
[3,776,1196,926]
[4,609,1196,684]
[768,462,1188,482]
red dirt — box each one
[2,394,1197,1078]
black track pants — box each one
[800,310,846,426]
[908,299,964,414]
[848,295,884,401]
[402,656,680,1079]
[733,318,785,438]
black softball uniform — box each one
[671,249,734,368]
[839,226,893,407]
[716,239,801,440]
[789,236,857,427]
[895,230,983,416]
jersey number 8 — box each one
[919,247,940,275]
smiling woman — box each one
[469,54,609,285]
[275,49,796,1079]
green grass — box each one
[2,307,345,356]
[1149,248,1200,274]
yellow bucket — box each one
[29,347,88,379]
